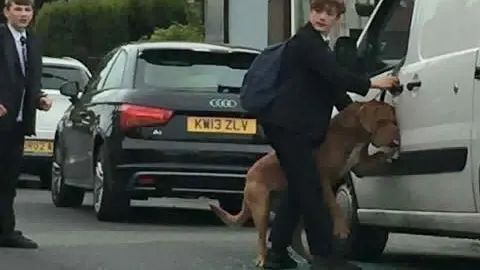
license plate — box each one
[186,116,257,134]
[24,140,53,154]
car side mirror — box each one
[59,81,81,99]
[334,36,360,73]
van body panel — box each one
[346,0,480,234]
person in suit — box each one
[0,0,52,249]
[259,0,398,269]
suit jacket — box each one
[259,22,370,141]
[0,24,43,136]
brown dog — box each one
[209,99,400,266]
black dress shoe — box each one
[263,248,298,269]
[310,256,361,270]
[0,231,38,249]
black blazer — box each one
[260,22,370,141]
[0,24,43,136]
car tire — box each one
[336,182,389,261]
[93,145,131,222]
[51,139,85,207]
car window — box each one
[42,65,90,90]
[358,0,415,75]
[134,49,258,92]
[85,48,119,92]
[102,50,127,89]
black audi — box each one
[51,41,272,221]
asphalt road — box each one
[3,181,480,270]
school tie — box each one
[19,35,27,75]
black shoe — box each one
[0,231,38,249]
[310,256,361,270]
[262,248,298,269]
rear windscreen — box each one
[42,65,90,90]
[134,49,258,91]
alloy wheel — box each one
[93,160,104,213]
[51,145,63,201]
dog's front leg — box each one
[320,176,349,239]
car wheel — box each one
[93,145,131,222]
[336,182,389,261]
[51,139,85,207]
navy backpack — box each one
[240,41,287,115]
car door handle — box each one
[406,80,422,91]
[475,67,480,80]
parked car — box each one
[50,41,270,221]
[22,56,91,188]
[327,0,480,262]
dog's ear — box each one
[337,102,362,128]
[357,105,378,133]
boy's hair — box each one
[4,0,35,8]
[310,0,346,16]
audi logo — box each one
[209,99,238,108]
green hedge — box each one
[35,0,187,67]
[140,23,204,42]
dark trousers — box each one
[261,122,333,256]
[0,123,25,236]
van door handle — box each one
[406,81,422,91]
[475,67,480,80]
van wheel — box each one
[51,139,85,207]
[336,183,389,261]
[93,145,131,222]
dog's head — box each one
[357,100,400,148]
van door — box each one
[352,0,478,221]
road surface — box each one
[3,185,480,270]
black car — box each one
[22,56,91,189]
[51,41,272,221]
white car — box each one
[22,56,91,188]
[326,0,480,261]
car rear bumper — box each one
[22,153,52,176]
[115,138,272,199]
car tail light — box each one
[119,104,173,130]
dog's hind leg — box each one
[249,189,270,267]
[290,219,313,263]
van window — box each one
[418,0,480,59]
[358,0,415,76]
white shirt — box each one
[7,24,27,122]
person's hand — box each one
[0,104,7,117]
[38,96,52,111]
[370,75,399,89]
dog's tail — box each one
[209,197,251,228]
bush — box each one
[34,0,187,67]
[141,23,204,42]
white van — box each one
[331,0,480,261]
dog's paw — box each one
[333,219,350,239]
[254,256,265,268]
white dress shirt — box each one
[7,24,27,122]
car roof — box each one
[42,56,91,75]
[121,41,261,54]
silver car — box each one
[22,57,91,188]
